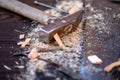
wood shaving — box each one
[17,38,31,48]
[3,65,12,70]
[28,48,39,59]
[19,34,25,39]
[28,47,45,60]
[15,65,24,69]
[53,33,64,47]
[17,41,24,46]
[15,61,19,65]
[104,60,120,72]
[23,38,31,47]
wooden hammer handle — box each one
[0,0,50,25]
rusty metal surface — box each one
[83,0,120,80]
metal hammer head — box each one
[39,10,83,43]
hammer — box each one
[0,0,50,25]
[0,0,83,43]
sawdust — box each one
[83,2,112,53]
[20,0,84,80]
[86,3,110,33]
[44,0,83,18]
[23,21,83,80]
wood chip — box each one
[88,55,103,64]
[15,65,24,69]
[14,29,24,33]
[19,34,25,39]
[15,61,19,65]
[17,38,31,48]
[21,38,31,47]
[28,48,39,59]
[104,60,120,73]
[17,41,24,45]
[53,33,64,47]
[28,47,45,60]
[4,65,12,70]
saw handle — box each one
[0,0,50,25]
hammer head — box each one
[39,10,83,43]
